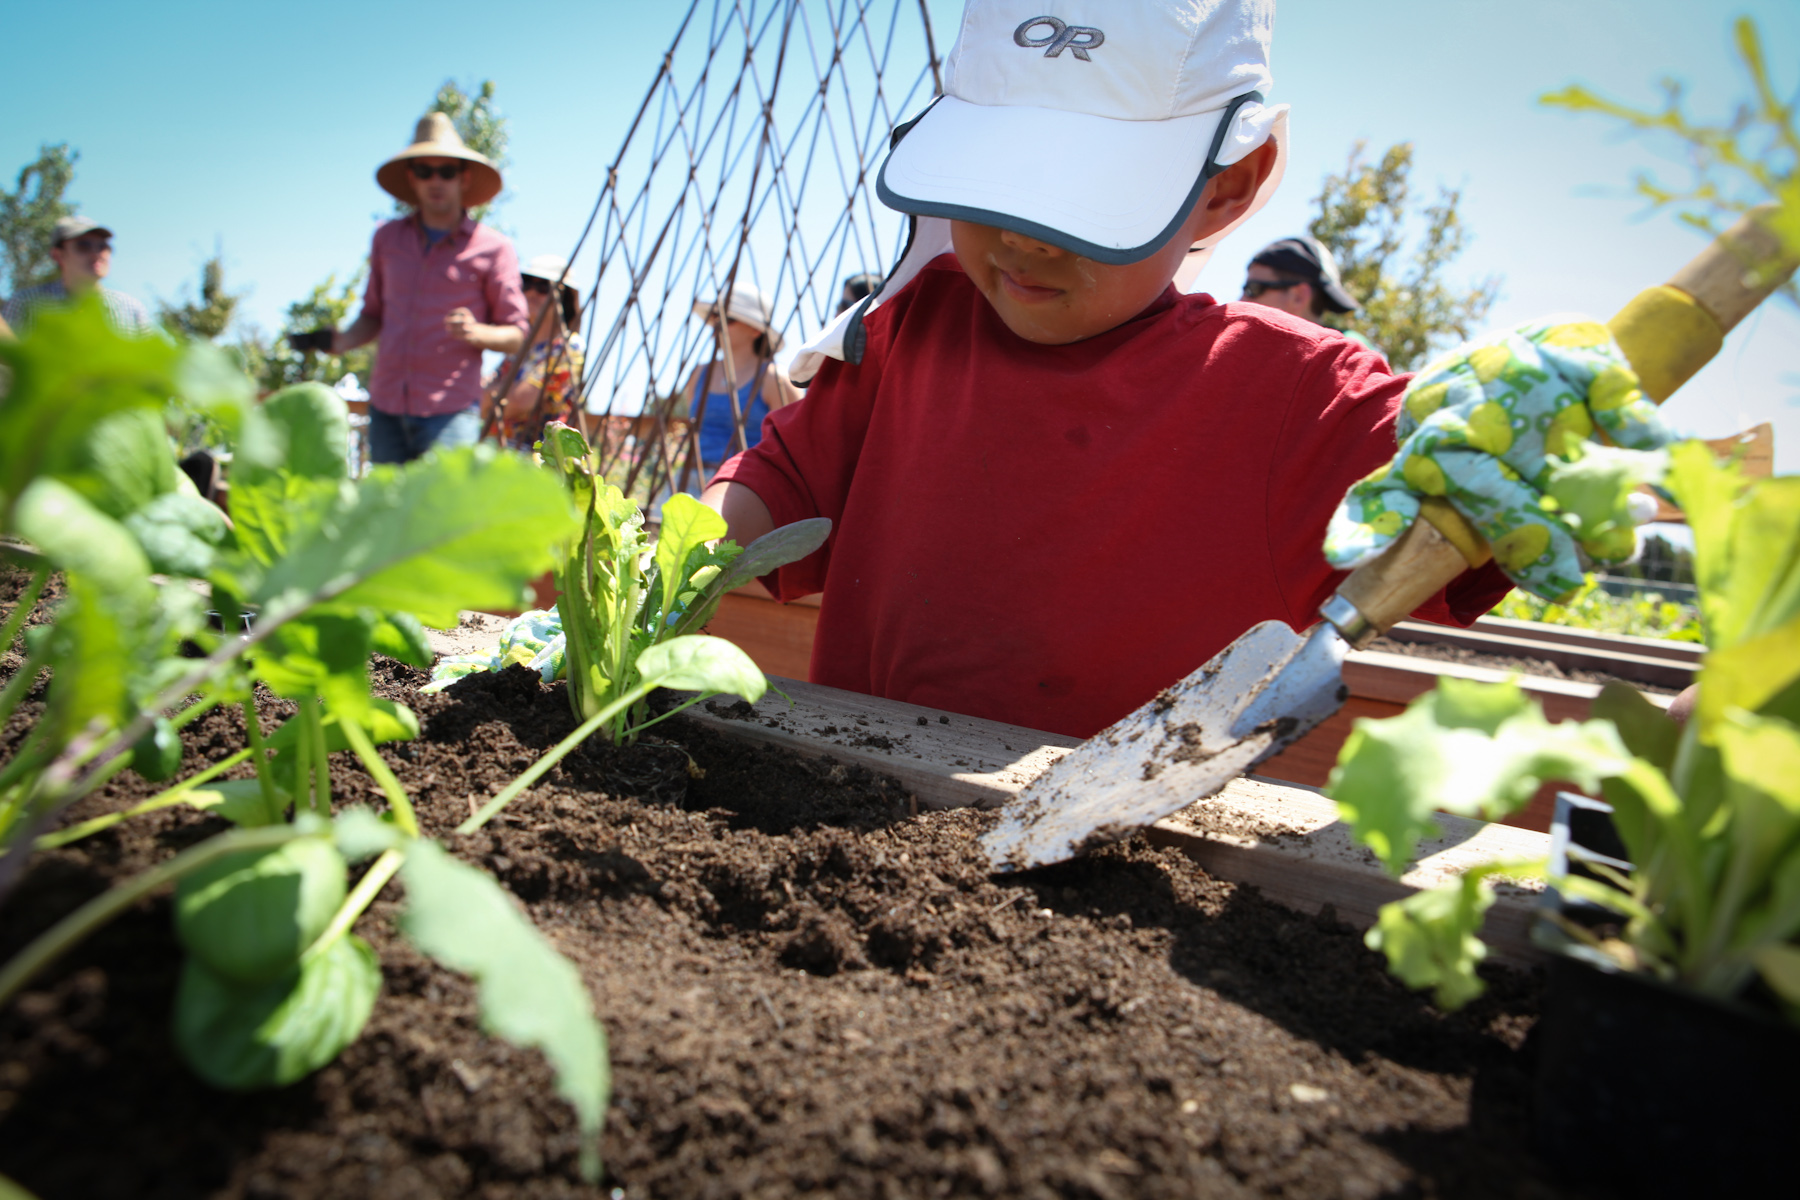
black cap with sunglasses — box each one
[1247,236,1360,313]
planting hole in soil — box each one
[1,573,1576,1199]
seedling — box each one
[1330,442,1800,1016]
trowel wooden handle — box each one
[1327,205,1797,646]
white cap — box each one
[877,0,1288,265]
[693,281,784,351]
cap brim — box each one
[876,95,1227,265]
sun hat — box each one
[521,254,582,326]
[1250,236,1360,312]
[376,112,503,208]
[877,0,1288,273]
[52,215,112,245]
[692,281,784,351]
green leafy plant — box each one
[1329,442,1800,1015]
[0,305,613,1178]
[1541,15,1798,308]
[536,420,829,746]
[1491,577,1705,642]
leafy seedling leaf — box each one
[130,717,182,783]
[654,493,729,630]
[185,778,290,827]
[637,635,766,701]
[370,611,433,668]
[174,837,348,985]
[399,839,609,1181]
[252,445,576,628]
[671,517,832,637]
[174,933,380,1090]
[1365,872,1497,1010]
[1329,677,1632,875]
[124,490,231,577]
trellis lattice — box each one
[559,0,944,503]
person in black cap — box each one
[1242,235,1362,329]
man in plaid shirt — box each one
[3,216,152,336]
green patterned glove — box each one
[1323,319,1673,600]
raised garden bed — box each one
[0,581,1580,1198]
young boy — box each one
[701,0,1612,740]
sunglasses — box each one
[521,277,553,295]
[1242,279,1305,299]
[62,236,111,254]
[408,162,466,182]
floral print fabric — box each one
[495,337,585,451]
[1322,319,1672,600]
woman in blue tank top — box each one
[685,283,800,479]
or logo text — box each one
[1013,15,1105,61]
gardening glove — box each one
[423,609,565,692]
[286,328,336,354]
[1322,318,1674,601]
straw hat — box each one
[522,254,582,327]
[691,281,784,351]
[376,112,503,208]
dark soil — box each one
[0,571,1591,1200]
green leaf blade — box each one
[398,840,609,1181]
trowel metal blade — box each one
[981,620,1351,873]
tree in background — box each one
[1541,16,1796,309]
[159,253,243,341]
[233,269,373,395]
[0,144,79,297]
[1308,142,1501,371]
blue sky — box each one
[9,0,1798,467]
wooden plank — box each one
[1466,616,1705,663]
[1255,695,1403,789]
[1342,648,1678,723]
[683,675,1548,969]
[1383,622,1698,689]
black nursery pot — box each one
[1532,794,1800,1196]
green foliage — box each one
[540,421,826,743]
[173,933,381,1091]
[0,309,611,1164]
[1364,867,1503,1011]
[398,838,609,1179]
[1491,577,1705,642]
[1541,15,1798,307]
[158,254,243,342]
[1330,677,1631,875]
[1308,141,1502,370]
[0,143,78,295]
[1332,443,1800,1015]
[175,837,347,986]
[231,269,373,394]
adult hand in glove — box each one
[287,328,336,354]
[1323,319,1673,601]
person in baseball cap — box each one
[699,0,1513,741]
[1243,235,1361,322]
[3,215,152,336]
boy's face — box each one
[949,143,1277,345]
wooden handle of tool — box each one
[1328,204,1797,643]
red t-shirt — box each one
[716,255,1510,738]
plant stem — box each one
[301,847,405,966]
[0,824,303,1007]
[0,565,49,659]
[456,683,654,835]
[0,657,41,752]
[338,717,418,838]
[242,693,279,819]
[619,691,712,740]
[301,700,331,818]
[34,748,255,850]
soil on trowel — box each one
[0,571,1590,1199]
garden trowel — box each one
[983,206,1798,874]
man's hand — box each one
[287,328,336,354]
[444,307,480,345]
[445,308,525,354]
[1323,319,1673,601]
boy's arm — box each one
[700,478,775,546]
